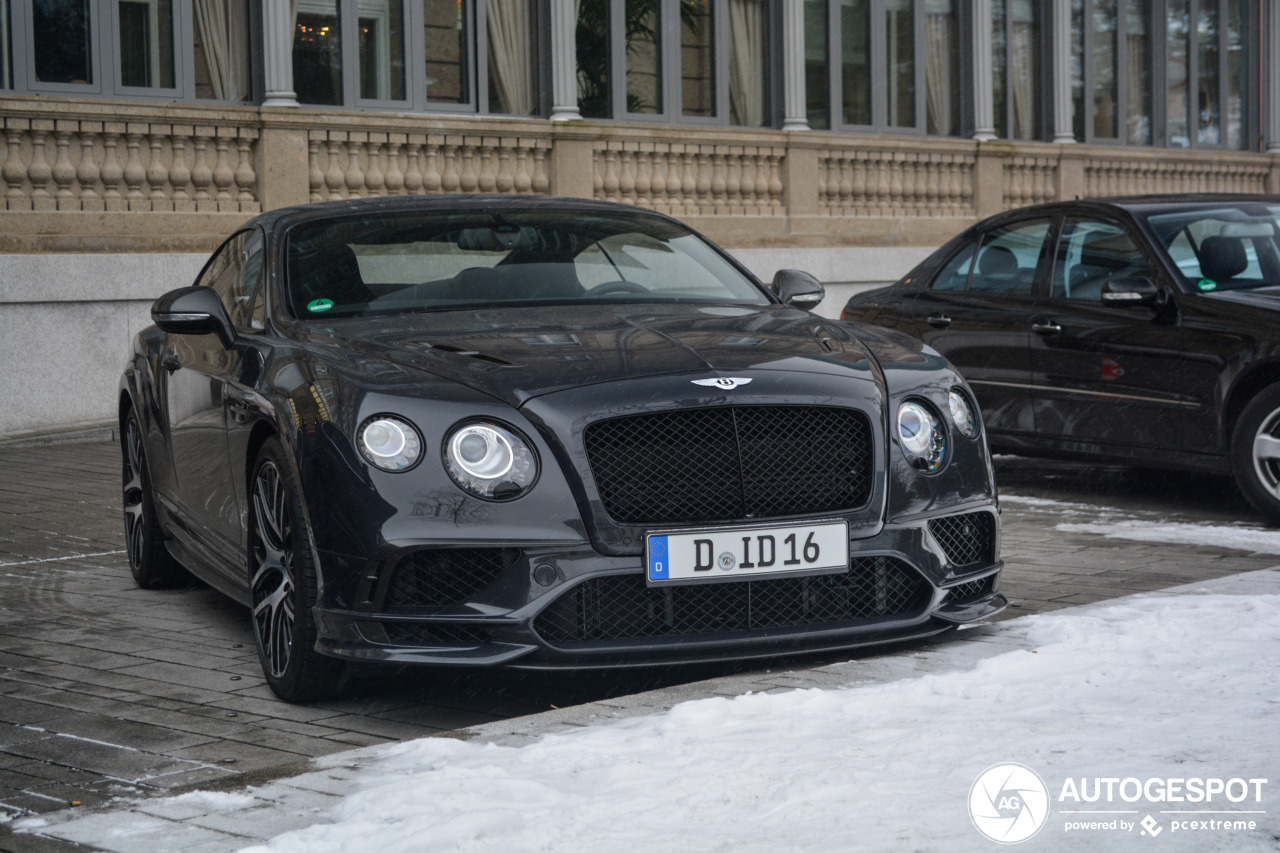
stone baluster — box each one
[3,125,28,208]
[477,143,497,193]
[767,153,783,212]
[634,149,651,206]
[531,148,549,194]
[404,137,426,194]
[602,147,620,200]
[459,144,479,192]
[441,144,460,192]
[122,131,147,206]
[77,127,102,210]
[495,145,513,194]
[101,130,126,209]
[28,128,54,210]
[147,130,169,207]
[423,142,443,193]
[344,138,366,197]
[52,127,78,209]
[385,139,405,195]
[513,144,532,194]
[234,134,256,205]
[364,138,385,196]
[191,132,213,206]
[324,137,345,199]
[308,139,324,202]
[169,130,191,208]
[212,134,235,205]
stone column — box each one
[262,0,300,107]
[1267,0,1280,152]
[550,0,583,121]
[972,0,996,140]
[782,0,809,131]
[1052,0,1075,142]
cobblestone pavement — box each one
[0,438,1276,851]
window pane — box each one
[626,0,661,114]
[33,0,92,85]
[1226,0,1244,149]
[360,0,406,101]
[1009,0,1039,139]
[1197,0,1219,144]
[119,0,174,88]
[1166,0,1190,146]
[425,0,467,104]
[0,0,11,89]
[295,0,342,105]
[1071,0,1084,140]
[487,0,538,115]
[681,0,713,117]
[933,242,977,292]
[885,0,914,128]
[992,0,1008,138]
[969,219,1051,297]
[840,0,869,125]
[578,0,611,117]
[924,0,958,135]
[1124,0,1150,144]
[728,0,767,125]
[193,0,250,100]
[1053,219,1149,300]
[1092,0,1117,138]
[804,0,830,129]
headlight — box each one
[444,421,539,500]
[358,415,422,471]
[897,401,947,472]
[948,389,979,438]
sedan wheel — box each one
[122,410,185,588]
[1232,386,1280,526]
[250,439,344,702]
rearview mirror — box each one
[151,286,236,348]
[1101,276,1161,307]
[772,269,825,311]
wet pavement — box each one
[0,437,1276,851]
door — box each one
[1028,216,1187,451]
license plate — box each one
[646,520,849,584]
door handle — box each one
[161,352,181,373]
[1031,322,1062,334]
[926,314,952,328]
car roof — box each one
[996,193,1280,219]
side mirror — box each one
[772,269,825,311]
[152,286,236,348]
[1101,276,1161,307]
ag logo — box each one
[692,377,752,390]
[968,763,1050,844]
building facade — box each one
[2,0,1279,436]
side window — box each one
[968,219,1052,296]
[931,242,977,292]
[1052,219,1150,300]
[199,230,265,331]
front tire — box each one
[122,409,187,588]
[1231,385,1280,526]
[249,438,344,703]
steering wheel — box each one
[585,280,649,296]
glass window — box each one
[295,0,342,105]
[885,0,914,128]
[1197,0,1218,144]
[202,230,264,331]
[1167,0,1190,146]
[487,0,538,115]
[968,219,1051,296]
[424,0,466,104]
[1,0,11,89]
[1145,207,1280,290]
[192,0,250,101]
[804,0,830,129]
[1124,0,1150,144]
[1052,219,1149,299]
[33,0,93,85]
[728,0,768,126]
[627,0,662,114]
[923,0,957,136]
[993,0,1041,140]
[932,242,977,292]
[360,0,406,101]
[118,0,174,89]
[682,0,714,118]
[578,0,612,117]
[840,0,870,125]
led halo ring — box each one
[443,420,539,501]
[897,400,948,473]
[357,415,423,472]
[948,388,980,438]
[449,425,515,480]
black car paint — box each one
[122,195,1003,676]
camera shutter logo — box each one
[969,763,1050,844]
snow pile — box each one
[1054,519,1280,554]
[237,589,1280,852]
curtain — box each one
[924,5,953,135]
[728,0,765,126]
[194,0,249,101]
[1010,19,1034,138]
[488,0,536,114]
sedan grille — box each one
[385,548,523,611]
[533,556,930,645]
[584,406,873,525]
[927,512,996,568]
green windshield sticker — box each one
[307,298,335,313]
[1197,279,1217,292]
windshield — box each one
[284,210,769,318]
[1143,205,1280,291]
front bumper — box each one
[311,505,1005,667]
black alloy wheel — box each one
[122,409,186,588]
[249,438,344,702]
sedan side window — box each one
[966,219,1052,296]
[199,230,265,331]
[931,242,977,292]
[1052,219,1150,300]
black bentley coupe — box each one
[841,195,1280,525]
[121,195,1003,702]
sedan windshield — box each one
[285,210,770,318]
[1144,205,1280,291]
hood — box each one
[299,303,874,407]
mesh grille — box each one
[534,556,931,645]
[584,406,873,525]
[358,621,492,646]
[385,548,523,611]
[947,576,993,603]
[928,512,996,568]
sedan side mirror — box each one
[1101,276,1162,307]
[772,269,825,311]
[152,286,236,348]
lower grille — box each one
[928,512,996,568]
[358,621,491,646]
[946,576,994,604]
[534,556,931,645]
[385,548,523,611]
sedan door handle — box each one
[926,314,952,328]
[1031,322,1062,335]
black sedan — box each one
[121,195,1003,703]
[842,195,1280,524]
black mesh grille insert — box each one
[584,406,873,525]
[385,548,523,611]
[534,556,931,645]
[358,621,492,646]
[928,512,996,568]
[947,576,993,604]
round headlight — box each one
[897,401,947,472]
[948,389,979,438]
[358,416,422,471]
[444,421,538,501]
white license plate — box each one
[646,521,850,584]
